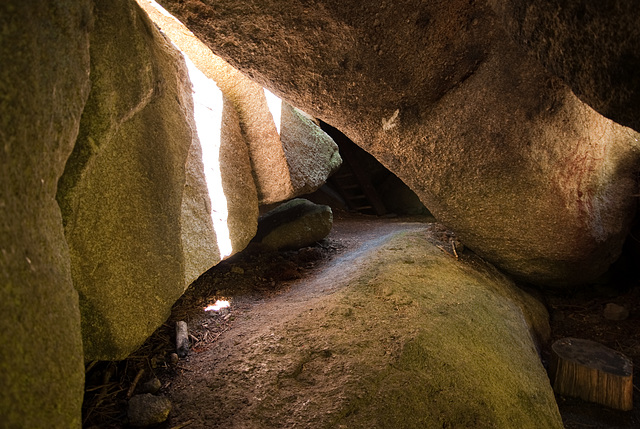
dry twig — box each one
[170,419,195,429]
[435,244,454,258]
[126,368,145,399]
[85,360,98,374]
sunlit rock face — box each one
[50,0,342,361]
[178,47,259,288]
[158,0,640,286]
[489,0,640,133]
[280,102,342,197]
[218,94,261,255]
[0,1,90,426]
[137,0,341,204]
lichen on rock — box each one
[167,228,563,428]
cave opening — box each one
[312,121,432,219]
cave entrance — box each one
[303,121,431,219]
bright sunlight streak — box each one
[141,0,233,259]
[184,57,233,259]
[204,300,231,312]
[264,88,282,134]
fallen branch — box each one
[435,245,455,258]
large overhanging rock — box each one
[489,0,640,133]
[0,0,90,426]
[57,0,258,360]
[158,0,640,286]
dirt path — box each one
[256,217,431,301]
[163,216,434,428]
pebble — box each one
[140,377,162,394]
[128,394,172,427]
[603,303,629,321]
[168,352,179,365]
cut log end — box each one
[551,337,633,411]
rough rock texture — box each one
[254,199,333,250]
[56,0,201,361]
[157,0,640,287]
[136,0,290,203]
[128,394,172,427]
[0,1,90,426]
[179,119,220,287]
[140,377,162,394]
[169,228,562,428]
[179,42,259,285]
[58,0,263,360]
[489,0,640,132]
[219,95,261,252]
[137,0,341,204]
[280,102,342,196]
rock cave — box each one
[1,0,640,428]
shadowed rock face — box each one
[489,0,640,133]
[254,198,333,250]
[157,0,640,286]
[0,1,91,426]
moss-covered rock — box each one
[169,228,562,428]
[285,231,560,428]
[0,0,91,426]
[254,198,333,250]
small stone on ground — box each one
[128,393,172,427]
[140,377,162,394]
[604,303,629,321]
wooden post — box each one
[551,337,633,411]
